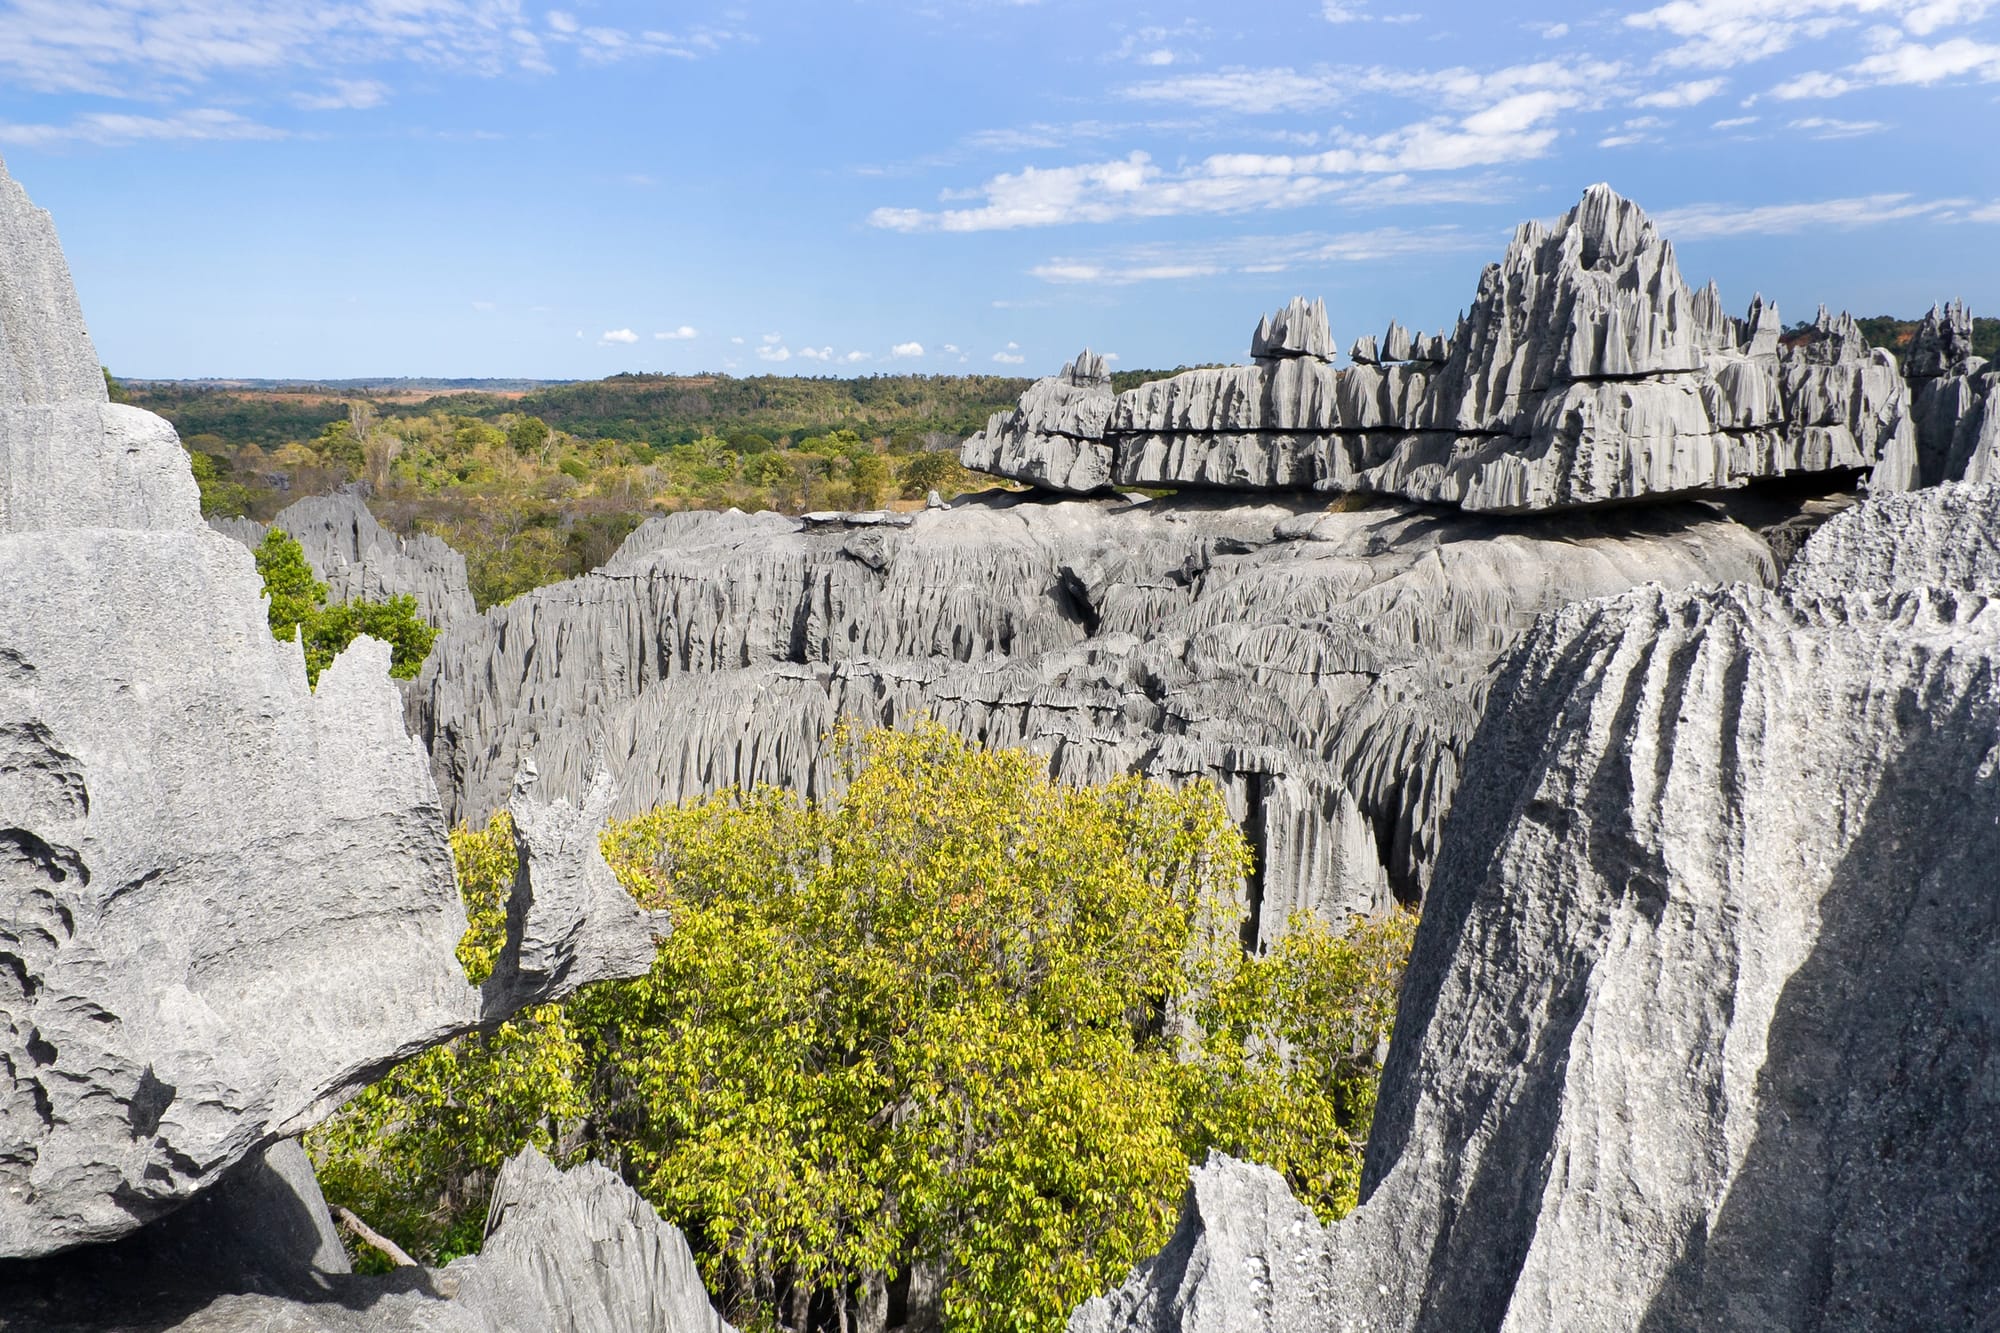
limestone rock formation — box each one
[966,186,1916,511]
[959,350,1117,494]
[0,1143,735,1332]
[1251,297,1333,362]
[411,492,1774,932]
[0,156,656,1261]
[1074,480,2000,1331]
[212,492,478,631]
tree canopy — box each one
[309,723,1415,1332]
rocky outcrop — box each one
[0,1143,735,1332]
[412,493,1775,930]
[1898,300,2000,488]
[212,492,478,630]
[1074,480,2000,1331]
[1252,298,1334,363]
[959,350,1118,494]
[0,156,657,1261]
[966,186,1916,512]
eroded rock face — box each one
[411,493,1774,931]
[1073,481,2000,1331]
[0,157,655,1260]
[0,1144,735,1332]
[960,350,1118,494]
[967,186,1916,512]
[211,493,478,631]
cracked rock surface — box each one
[1073,480,2000,1331]
[0,156,657,1261]
[966,186,1916,512]
[411,492,1773,929]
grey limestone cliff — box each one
[0,156,658,1262]
[411,492,1774,934]
[212,492,478,631]
[1074,479,2000,1331]
[960,350,1118,494]
[965,186,1916,512]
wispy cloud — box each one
[293,77,389,110]
[654,325,698,340]
[1788,114,1888,135]
[1626,0,1997,71]
[0,107,285,147]
[1633,77,1727,106]
[871,98,1566,233]
[992,341,1026,364]
[1649,191,1960,237]
[1771,33,2000,97]
[1027,224,1481,285]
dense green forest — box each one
[310,724,1416,1333]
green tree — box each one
[507,415,552,457]
[311,724,1416,1332]
[253,527,440,685]
[187,449,255,518]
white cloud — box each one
[1536,21,1570,37]
[1650,191,1954,237]
[942,343,961,353]
[798,346,836,361]
[1626,0,1997,72]
[891,341,925,357]
[993,350,1027,364]
[547,10,580,34]
[1322,0,1369,20]
[0,107,285,147]
[871,94,1566,234]
[730,336,746,345]
[756,342,792,362]
[1788,114,1889,135]
[599,328,639,345]
[1772,33,2000,97]
[1633,77,1727,106]
[1028,224,1479,284]
[843,351,871,363]
[654,326,698,340]
[1712,114,1761,127]
[293,77,388,110]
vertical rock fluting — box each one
[1073,480,2000,1332]
[0,157,657,1260]
[210,493,478,632]
[965,186,1916,511]
[411,493,1774,932]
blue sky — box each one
[2,0,1996,379]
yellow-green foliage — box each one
[310,724,1416,1330]
[307,816,586,1269]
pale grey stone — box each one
[410,493,1774,934]
[1250,297,1333,362]
[0,1145,734,1333]
[969,186,1917,512]
[1074,481,2000,1331]
[959,350,1117,494]
[213,494,477,631]
[0,155,657,1262]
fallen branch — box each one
[333,1204,418,1268]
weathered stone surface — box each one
[0,156,655,1261]
[211,493,477,631]
[412,492,1774,931]
[0,1145,734,1332]
[1074,481,2000,1330]
[960,350,1117,494]
[1251,298,1333,363]
[971,186,1916,512]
